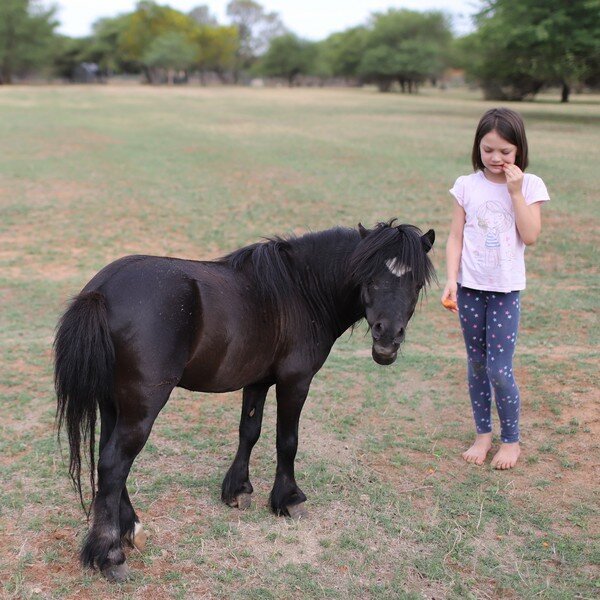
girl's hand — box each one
[441,283,458,313]
[503,163,524,197]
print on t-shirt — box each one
[475,201,514,269]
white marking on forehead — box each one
[385,258,412,278]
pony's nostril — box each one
[395,328,405,343]
[372,321,383,339]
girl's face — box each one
[479,130,517,176]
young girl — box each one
[441,108,549,469]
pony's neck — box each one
[292,230,364,339]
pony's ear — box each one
[421,229,435,253]
[358,223,369,238]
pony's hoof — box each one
[102,562,131,583]
[124,522,147,552]
[228,493,252,510]
[131,523,147,551]
[286,502,307,520]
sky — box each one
[54,1,480,40]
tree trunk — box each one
[377,78,392,92]
[142,66,152,84]
[1,17,16,84]
[561,82,570,103]
[1,59,13,84]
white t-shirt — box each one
[450,171,550,293]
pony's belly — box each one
[178,350,273,393]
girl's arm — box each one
[442,201,466,313]
[504,164,542,245]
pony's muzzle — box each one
[371,320,404,365]
[372,321,405,344]
[372,343,398,365]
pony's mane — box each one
[220,226,357,276]
[218,222,434,339]
[348,221,436,288]
[220,227,359,337]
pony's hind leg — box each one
[120,488,147,552]
[99,401,146,551]
[82,385,173,582]
[222,383,270,509]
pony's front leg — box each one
[222,383,270,509]
[269,377,311,518]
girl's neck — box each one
[482,168,507,184]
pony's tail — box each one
[54,291,115,517]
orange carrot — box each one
[442,297,457,310]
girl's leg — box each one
[485,291,522,468]
[457,286,493,464]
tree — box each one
[81,2,239,83]
[0,0,57,83]
[258,33,317,85]
[226,0,286,79]
[463,0,600,102]
[193,25,238,82]
[455,31,544,101]
[142,32,197,83]
[117,1,199,82]
[86,14,136,76]
[52,35,93,80]
[359,9,453,93]
[317,27,368,81]
[189,5,218,26]
[357,46,398,92]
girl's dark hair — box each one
[471,108,529,172]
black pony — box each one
[55,220,435,581]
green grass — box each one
[0,85,598,598]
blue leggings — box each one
[457,285,521,443]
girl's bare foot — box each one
[462,433,493,465]
[491,442,521,469]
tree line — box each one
[1,0,599,102]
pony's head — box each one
[349,221,435,365]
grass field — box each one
[0,85,598,599]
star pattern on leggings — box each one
[457,286,521,444]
